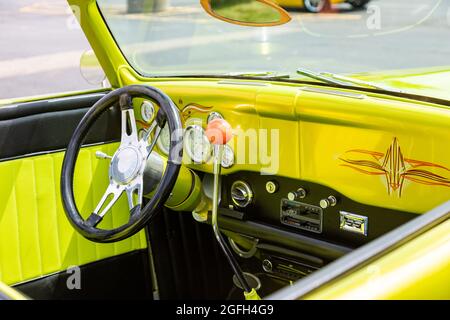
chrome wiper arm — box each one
[319,72,403,93]
[225,71,290,79]
[296,68,404,93]
[296,68,350,86]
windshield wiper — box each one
[320,72,403,93]
[296,68,403,93]
[225,71,291,80]
[296,68,350,86]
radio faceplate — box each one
[280,199,323,234]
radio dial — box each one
[320,196,337,209]
[287,188,307,201]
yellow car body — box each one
[0,0,448,301]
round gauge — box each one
[141,101,155,123]
[156,124,170,156]
[207,112,223,124]
[221,144,235,168]
[184,125,212,164]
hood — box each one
[352,66,450,102]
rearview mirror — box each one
[200,0,291,27]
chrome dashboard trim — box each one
[299,86,367,99]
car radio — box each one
[280,199,323,233]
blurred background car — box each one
[275,0,370,13]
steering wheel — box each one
[61,85,182,243]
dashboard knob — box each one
[95,151,112,160]
[205,118,233,145]
[287,188,307,201]
[319,196,337,209]
[265,181,279,194]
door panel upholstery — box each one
[0,142,146,285]
[0,92,120,160]
[0,92,147,286]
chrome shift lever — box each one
[206,119,259,300]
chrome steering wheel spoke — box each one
[145,125,163,154]
[86,183,125,227]
[94,183,125,218]
[86,97,158,227]
[120,108,139,147]
[125,177,144,211]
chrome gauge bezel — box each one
[140,100,155,123]
[156,124,170,156]
[207,111,223,124]
[221,144,235,168]
[183,125,212,164]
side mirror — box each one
[79,50,107,86]
[200,0,291,27]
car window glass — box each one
[0,0,101,100]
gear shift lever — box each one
[205,119,260,300]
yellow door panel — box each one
[0,144,147,285]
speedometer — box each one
[184,125,212,164]
[141,100,155,123]
[156,124,170,156]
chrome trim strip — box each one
[218,80,269,86]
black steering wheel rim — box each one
[61,85,182,243]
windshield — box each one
[97,0,448,81]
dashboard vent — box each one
[231,181,253,208]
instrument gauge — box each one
[184,125,212,164]
[207,111,223,124]
[156,124,170,156]
[221,145,235,168]
[141,101,155,123]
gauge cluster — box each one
[138,102,235,167]
[184,125,212,164]
[141,100,155,123]
[157,124,170,156]
[221,144,234,168]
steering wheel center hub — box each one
[111,146,142,184]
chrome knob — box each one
[95,151,112,160]
[287,188,307,201]
[320,196,337,209]
[262,259,273,273]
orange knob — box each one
[206,118,233,145]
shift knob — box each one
[206,118,233,145]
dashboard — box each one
[130,79,449,284]
[132,79,449,216]
[135,97,418,247]
[221,171,416,248]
